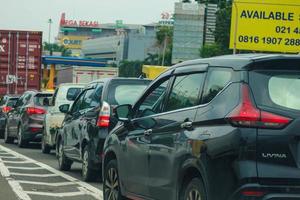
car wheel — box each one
[4,123,14,144]
[41,130,51,154]
[82,146,98,182]
[180,178,207,200]
[57,139,72,171]
[17,126,27,148]
[103,159,124,200]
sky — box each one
[0,0,178,42]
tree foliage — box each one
[118,60,144,78]
[43,42,72,57]
[200,43,223,58]
[155,26,173,66]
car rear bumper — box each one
[0,117,6,130]
[23,129,43,142]
[231,183,300,200]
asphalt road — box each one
[0,139,103,200]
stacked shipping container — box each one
[0,30,42,95]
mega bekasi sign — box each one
[230,0,300,53]
[60,13,100,28]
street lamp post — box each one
[48,19,53,44]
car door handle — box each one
[181,121,193,129]
[144,129,152,137]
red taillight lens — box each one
[30,127,41,132]
[2,106,12,113]
[241,190,265,197]
[26,107,46,115]
[227,84,291,129]
[97,101,110,128]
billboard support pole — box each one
[233,0,238,55]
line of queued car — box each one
[1,54,300,200]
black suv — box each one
[5,91,52,147]
[102,54,300,200]
[56,78,150,182]
[0,95,19,138]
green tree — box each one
[155,26,173,66]
[118,60,144,78]
[200,43,224,58]
[144,53,159,65]
[43,42,72,56]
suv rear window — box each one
[34,93,53,107]
[107,80,150,106]
[250,70,300,112]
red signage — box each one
[60,13,100,28]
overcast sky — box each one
[0,0,178,42]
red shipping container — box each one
[0,30,42,96]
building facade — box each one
[204,4,218,45]
[82,24,159,64]
[172,2,206,64]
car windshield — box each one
[34,93,53,107]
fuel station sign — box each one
[230,0,300,53]
[60,36,89,49]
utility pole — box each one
[48,19,52,44]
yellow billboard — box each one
[60,36,89,49]
[230,0,300,53]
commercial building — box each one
[57,13,104,56]
[82,24,159,63]
[204,4,218,45]
[172,2,206,64]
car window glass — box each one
[90,83,103,108]
[15,96,24,107]
[269,74,300,110]
[34,94,53,107]
[165,73,204,112]
[7,99,18,107]
[137,78,170,117]
[51,88,59,106]
[81,89,95,110]
[0,96,7,106]
[202,69,232,104]
[71,91,86,113]
[67,88,82,101]
[22,94,32,105]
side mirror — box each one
[59,104,70,114]
[115,104,133,122]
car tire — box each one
[4,123,14,144]
[17,126,27,148]
[41,131,51,154]
[180,178,207,200]
[103,159,124,200]
[82,146,98,182]
[57,139,72,171]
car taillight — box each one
[241,190,266,197]
[2,106,12,113]
[97,101,110,128]
[226,84,291,129]
[26,107,46,115]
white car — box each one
[42,83,85,154]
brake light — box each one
[26,107,46,115]
[2,106,12,113]
[227,84,291,129]
[97,101,110,128]
[241,190,265,197]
